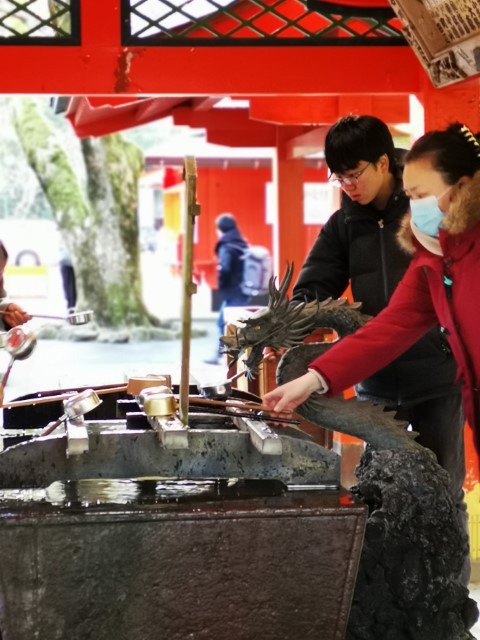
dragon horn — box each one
[267,275,280,308]
[271,263,294,311]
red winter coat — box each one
[309,173,480,448]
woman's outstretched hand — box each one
[262,372,322,414]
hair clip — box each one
[460,124,480,157]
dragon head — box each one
[220,264,318,377]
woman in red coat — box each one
[264,122,480,451]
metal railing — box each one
[0,0,406,47]
[120,0,406,46]
[0,0,79,44]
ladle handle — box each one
[189,397,291,414]
[228,368,247,383]
[0,384,128,410]
[30,314,67,321]
[1,357,15,388]
[0,311,64,321]
[40,416,65,437]
[226,353,276,383]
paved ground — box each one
[1,253,225,402]
[1,318,226,403]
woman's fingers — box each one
[263,372,323,414]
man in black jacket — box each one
[205,213,249,365]
[292,115,466,557]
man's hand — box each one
[262,372,322,414]
[0,383,4,406]
[2,303,31,328]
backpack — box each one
[240,245,273,297]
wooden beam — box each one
[66,96,188,138]
[191,97,223,111]
[7,45,423,95]
[172,107,278,146]
[250,97,339,125]
[286,127,330,159]
[0,0,429,95]
[250,95,410,125]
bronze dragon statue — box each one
[221,263,424,453]
[220,263,477,639]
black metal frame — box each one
[120,0,406,47]
[306,0,396,19]
[0,0,80,45]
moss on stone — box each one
[14,98,156,328]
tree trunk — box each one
[13,98,153,327]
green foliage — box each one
[13,99,90,227]
[48,0,71,35]
[103,134,144,295]
[12,97,154,328]
[0,99,52,220]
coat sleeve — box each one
[308,263,439,395]
[217,244,235,289]
[292,211,350,303]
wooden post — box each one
[272,126,306,290]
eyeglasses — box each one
[328,163,371,187]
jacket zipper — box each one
[441,257,479,425]
[443,257,453,300]
[378,219,389,303]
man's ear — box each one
[378,153,389,174]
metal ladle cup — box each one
[40,389,102,436]
[1,327,37,387]
[197,368,248,401]
[198,353,276,400]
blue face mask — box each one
[409,187,452,238]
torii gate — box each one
[3,0,479,276]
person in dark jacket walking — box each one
[205,213,249,364]
[291,115,465,548]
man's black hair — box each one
[325,115,397,176]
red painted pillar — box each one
[272,126,306,290]
[418,80,480,133]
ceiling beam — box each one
[172,107,278,146]
[249,94,410,125]
[285,127,330,159]
[191,97,224,111]
[66,96,188,137]
[0,0,427,98]
[1,41,425,95]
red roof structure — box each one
[1,0,479,275]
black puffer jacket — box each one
[292,181,459,406]
[215,228,248,302]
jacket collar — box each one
[443,171,480,234]
[343,178,408,223]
